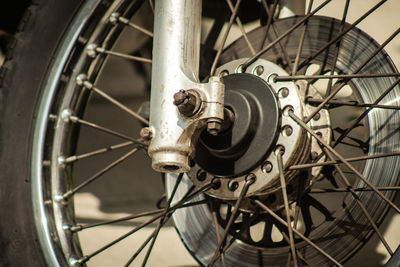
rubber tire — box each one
[0,0,84,265]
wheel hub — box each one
[195,73,280,177]
[189,58,311,201]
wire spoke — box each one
[332,78,400,148]
[276,149,298,267]
[277,72,400,81]
[136,173,183,266]
[304,26,400,123]
[254,200,343,267]
[258,0,279,52]
[69,115,147,146]
[211,209,226,267]
[260,0,293,70]
[291,0,314,75]
[140,174,184,266]
[79,78,150,125]
[242,0,331,69]
[95,46,152,63]
[306,98,400,110]
[77,180,214,264]
[296,0,387,71]
[72,199,207,233]
[322,147,393,255]
[77,208,164,264]
[310,186,400,193]
[289,110,400,214]
[112,14,153,37]
[65,141,135,163]
[304,28,400,123]
[225,0,255,55]
[208,177,255,266]
[63,148,139,200]
[289,151,400,170]
[325,0,350,95]
[210,0,242,76]
[71,209,164,232]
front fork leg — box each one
[148,0,225,173]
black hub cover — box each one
[195,73,280,177]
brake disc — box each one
[166,16,400,266]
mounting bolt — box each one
[207,119,222,136]
[140,127,152,140]
[173,89,200,117]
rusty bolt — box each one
[140,127,152,140]
[173,89,200,117]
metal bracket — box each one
[148,0,225,173]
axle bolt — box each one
[173,89,200,117]
[207,119,222,136]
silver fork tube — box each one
[149,0,203,173]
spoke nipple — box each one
[54,194,68,205]
[69,258,79,266]
[62,191,72,201]
[86,43,98,58]
[109,12,120,24]
[60,109,73,122]
[70,225,82,232]
[140,127,152,140]
[76,74,87,86]
[62,224,71,231]
[57,156,66,166]
[245,173,257,184]
[48,114,57,120]
[77,256,89,264]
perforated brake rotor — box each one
[166,16,400,266]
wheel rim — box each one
[30,1,400,266]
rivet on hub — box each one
[283,125,293,136]
[279,87,289,98]
[254,65,264,76]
